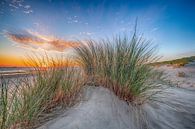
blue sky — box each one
[0,0,195,65]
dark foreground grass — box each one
[74,32,165,105]
[0,55,83,129]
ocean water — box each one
[0,67,34,78]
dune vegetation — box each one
[152,56,195,67]
[74,31,165,105]
[71,32,195,129]
[0,55,83,129]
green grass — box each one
[0,55,83,129]
[74,32,164,105]
[152,56,195,67]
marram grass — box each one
[0,55,83,129]
[75,32,164,105]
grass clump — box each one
[177,72,186,77]
[75,31,164,105]
[0,54,83,129]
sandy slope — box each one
[38,86,136,129]
[158,62,195,89]
[38,86,195,129]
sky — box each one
[0,0,195,66]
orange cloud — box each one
[6,30,80,52]
[49,39,80,51]
[7,33,44,45]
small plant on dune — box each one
[177,72,186,77]
[75,30,164,105]
[0,54,83,129]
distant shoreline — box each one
[152,56,195,67]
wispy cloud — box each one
[6,30,79,52]
[4,0,34,14]
[79,32,94,36]
[24,5,31,9]
[9,3,18,9]
[66,15,83,24]
[151,27,159,32]
[23,10,33,14]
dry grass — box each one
[177,72,186,77]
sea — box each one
[0,67,34,78]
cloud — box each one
[6,0,34,14]
[24,5,31,9]
[151,27,159,32]
[23,10,33,14]
[6,30,79,52]
[9,4,18,9]
[66,15,81,24]
[79,32,93,36]
[7,31,44,45]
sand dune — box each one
[38,86,195,129]
[158,62,195,89]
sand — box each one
[38,86,195,129]
[37,63,195,129]
[157,62,195,89]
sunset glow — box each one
[0,54,24,67]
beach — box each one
[158,62,195,89]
